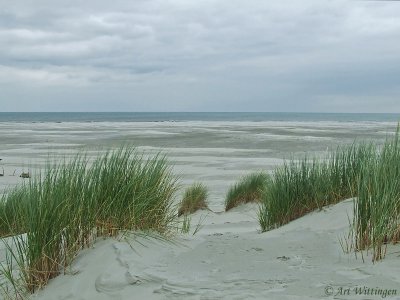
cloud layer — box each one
[1,0,400,112]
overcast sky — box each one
[0,0,399,112]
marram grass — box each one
[90,148,177,234]
[0,147,178,297]
[259,144,374,231]
[178,183,208,216]
[353,131,400,261]
[225,172,269,211]
[259,127,400,262]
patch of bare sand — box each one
[33,200,400,300]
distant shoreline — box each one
[0,111,399,123]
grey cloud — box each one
[0,0,400,112]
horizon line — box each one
[1,111,400,114]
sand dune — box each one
[33,200,400,300]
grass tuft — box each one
[178,183,208,216]
[259,144,374,231]
[225,172,269,211]
[0,147,178,295]
[259,126,400,262]
[353,130,400,261]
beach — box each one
[0,118,395,209]
[1,115,399,299]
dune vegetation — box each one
[353,132,400,261]
[259,128,400,262]
[0,147,178,297]
[258,144,373,231]
[225,172,269,211]
[178,183,208,216]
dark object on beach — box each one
[0,168,3,177]
[20,172,30,179]
[277,256,290,261]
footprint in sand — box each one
[336,268,371,280]
[277,255,310,269]
[60,293,86,300]
[95,271,140,293]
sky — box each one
[0,0,400,112]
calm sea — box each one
[0,112,399,123]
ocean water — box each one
[0,112,400,123]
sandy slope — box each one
[32,200,400,300]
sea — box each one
[0,112,399,123]
[0,112,399,209]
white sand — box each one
[32,200,400,300]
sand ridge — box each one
[33,200,400,300]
